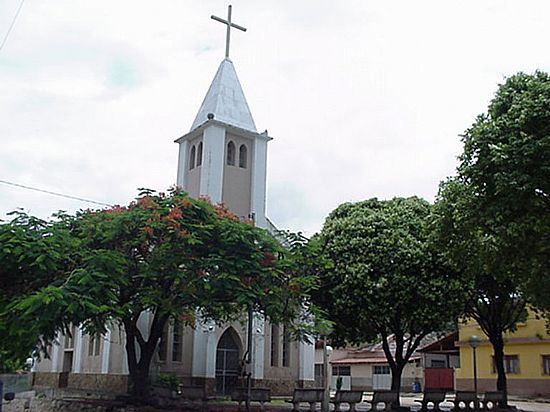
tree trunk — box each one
[491,334,508,408]
[123,310,171,402]
[129,347,157,401]
[130,368,152,401]
[381,333,405,409]
[390,365,403,393]
[123,317,162,402]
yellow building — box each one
[456,312,550,397]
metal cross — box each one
[211,5,247,59]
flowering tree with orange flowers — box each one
[2,188,317,399]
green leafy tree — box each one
[433,178,527,408]
[314,197,467,405]
[433,72,549,407]
[458,71,550,314]
[0,212,77,371]
[1,189,316,399]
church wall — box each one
[262,321,303,389]
[36,354,53,373]
[181,327,195,375]
[184,135,202,198]
[250,136,268,228]
[34,331,78,374]
[81,334,102,373]
[107,325,127,374]
[263,342,300,380]
[156,323,195,377]
[222,133,252,219]
[176,140,188,187]
[200,126,226,202]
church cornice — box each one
[175,119,272,144]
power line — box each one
[0,179,112,207]
[0,0,26,52]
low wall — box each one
[32,372,128,395]
[3,398,127,412]
[31,372,316,398]
[170,376,314,396]
[0,374,30,393]
[67,373,128,393]
[349,377,422,392]
[255,379,317,396]
[30,372,59,389]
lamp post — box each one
[468,335,480,411]
[321,337,333,412]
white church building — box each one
[32,8,315,396]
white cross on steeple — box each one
[211,5,247,59]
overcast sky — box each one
[1,0,549,235]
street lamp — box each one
[321,337,333,412]
[468,335,480,411]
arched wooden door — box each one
[215,328,241,395]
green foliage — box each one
[275,230,332,340]
[313,197,468,398]
[0,211,78,369]
[457,71,550,314]
[157,373,180,391]
[317,197,466,345]
[433,177,528,328]
[0,351,25,373]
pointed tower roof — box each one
[190,58,257,132]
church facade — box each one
[32,56,315,396]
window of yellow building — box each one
[543,355,550,375]
[492,355,519,374]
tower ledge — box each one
[176,119,272,144]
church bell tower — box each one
[175,25,271,229]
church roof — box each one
[190,58,257,132]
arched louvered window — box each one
[197,142,203,166]
[189,145,196,170]
[227,141,236,166]
[239,144,247,168]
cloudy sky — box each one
[1,0,548,235]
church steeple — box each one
[190,58,257,132]
[175,5,270,229]
[191,5,254,132]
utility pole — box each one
[469,335,480,411]
[321,336,330,412]
[245,306,253,412]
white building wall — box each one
[176,140,189,187]
[199,125,226,203]
[50,337,61,373]
[73,328,84,373]
[191,320,216,378]
[250,136,268,229]
[298,341,315,381]
[101,328,112,374]
[251,314,265,379]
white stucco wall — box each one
[199,125,226,203]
